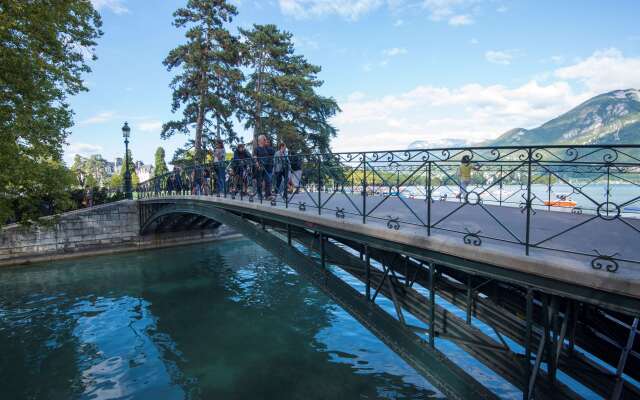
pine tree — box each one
[162,0,243,165]
[154,147,169,177]
[0,0,102,223]
[239,24,340,154]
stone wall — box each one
[0,200,237,266]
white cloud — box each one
[550,55,564,64]
[78,111,116,125]
[422,0,478,21]
[137,120,163,133]
[67,142,104,157]
[332,80,585,151]
[448,14,473,26]
[292,35,320,50]
[331,48,640,152]
[347,91,367,101]
[469,38,479,45]
[485,50,516,65]
[554,48,640,94]
[91,0,129,14]
[278,0,386,20]
[278,0,483,22]
[382,47,408,56]
[496,5,508,12]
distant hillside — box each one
[490,89,640,147]
[408,139,468,149]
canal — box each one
[0,239,442,400]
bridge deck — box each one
[142,194,640,311]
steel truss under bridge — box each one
[139,198,640,400]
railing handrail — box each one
[137,144,640,187]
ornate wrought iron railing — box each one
[136,145,640,272]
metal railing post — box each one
[525,148,533,256]
[499,164,503,206]
[362,153,367,224]
[547,171,552,211]
[317,156,321,215]
[427,161,432,235]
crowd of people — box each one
[159,134,304,201]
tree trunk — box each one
[195,70,206,165]
[252,55,265,154]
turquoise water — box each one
[0,239,440,400]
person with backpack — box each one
[289,151,303,192]
[231,143,251,195]
[273,142,290,199]
[255,135,274,200]
[213,139,226,194]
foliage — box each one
[162,0,242,164]
[6,160,76,224]
[239,24,340,154]
[69,186,124,209]
[154,147,169,177]
[71,154,111,187]
[107,149,139,189]
[0,0,103,224]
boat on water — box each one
[544,193,577,208]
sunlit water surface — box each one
[0,239,441,400]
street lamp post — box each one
[122,122,132,199]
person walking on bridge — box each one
[289,150,303,192]
[255,135,274,200]
[232,143,251,195]
[273,142,290,200]
[456,155,480,200]
[213,139,226,194]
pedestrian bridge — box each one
[136,145,640,400]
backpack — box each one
[290,155,302,170]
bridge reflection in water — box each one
[137,145,640,400]
[0,241,441,399]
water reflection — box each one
[0,239,439,399]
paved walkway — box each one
[142,192,640,305]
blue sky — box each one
[68,0,640,165]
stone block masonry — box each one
[0,200,238,267]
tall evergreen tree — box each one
[239,24,340,154]
[154,147,169,177]
[0,0,102,223]
[162,0,243,165]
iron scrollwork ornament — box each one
[336,208,345,219]
[299,202,306,212]
[519,193,538,215]
[270,199,277,206]
[463,228,482,246]
[248,195,254,203]
[591,250,619,273]
[597,202,621,221]
[571,207,582,215]
[386,216,400,230]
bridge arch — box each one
[139,203,224,235]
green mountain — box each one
[490,89,640,146]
